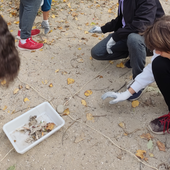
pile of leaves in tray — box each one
[17,115,55,143]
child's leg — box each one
[41,0,52,34]
[20,0,41,39]
[148,56,170,134]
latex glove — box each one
[106,37,116,54]
[101,90,132,104]
[89,26,102,34]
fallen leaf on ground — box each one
[3,105,7,110]
[147,140,153,150]
[131,100,139,108]
[55,69,59,73]
[86,113,94,122]
[49,83,53,87]
[24,98,30,102]
[84,90,93,97]
[91,33,98,37]
[157,141,166,152]
[7,165,15,170]
[13,88,19,94]
[116,62,125,68]
[149,153,154,157]
[140,133,153,140]
[1,79,6,85]
[109,60,114,64]
[25,85,30,89]
[118,122,125,129]
[81,99,87,106]
[63,108,70,115]
[67,78,75,85]
[136,150,147,160]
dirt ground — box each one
[0,0,170,170]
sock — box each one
[43,20,49,24]
[19,28,21,31]
[20,39,26,44]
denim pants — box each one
[152,56,170,111]
[19,0,42,39]
[91,33,146,78]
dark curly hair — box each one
[0,15,20,83]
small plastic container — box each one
[3,102,65,154]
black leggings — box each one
[152,56,170,111]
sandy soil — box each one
[0,0,170,170]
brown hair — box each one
[142,15,170,53]
[0,15,20,82]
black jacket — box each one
[101,0,165,42]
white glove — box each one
[89,26,102,33]
[101,90,132,104]
[106,37,116,54]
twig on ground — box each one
[62,118,80,145]
[0,148,14,163]
[119,70,131,78]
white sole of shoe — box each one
[16,34,38,40]
[148,124,167,135]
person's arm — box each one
[112,0,164,42]
[102,53,159,104]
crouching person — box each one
[102,15,170,135]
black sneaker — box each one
[148,113,170,135]
[127,89,143,101]
[125,59,132,68]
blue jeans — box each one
[91,33,146,78]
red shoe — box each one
[148,112,170,134]
[18,37,43,51]
[17,29,40,39]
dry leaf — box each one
[49,83,53,87]
[24,98,30,102]
[13,88,19,94]
[1,79,6,85]
[116,62,125,68]
[67,78,75,85]
[86,113,94,122]
[136,150,147,160]
[81,99,87,106]
[149,153,154,157]
[55,69,59,73]
[109,60,114,64]
[78,47,81,50]
[25,85,30,89]
[3,105,7,111]
[91,33,98,37]
[132,100,139,108]
[32,26,36,29]
[157,141,166,152]
[51,14,55,18]
[84,31,88,34]
[19,85,23,89]
[140,133,153,140]
[89,56,93,60]
[63,108,70,115]
[118,122,125,129]
[84,90,93,97]
[45,123,55,131]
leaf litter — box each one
[17,115,56,143]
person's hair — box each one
[142,15,170,53]
[0,15,20,83]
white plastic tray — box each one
[3,102,65,154]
